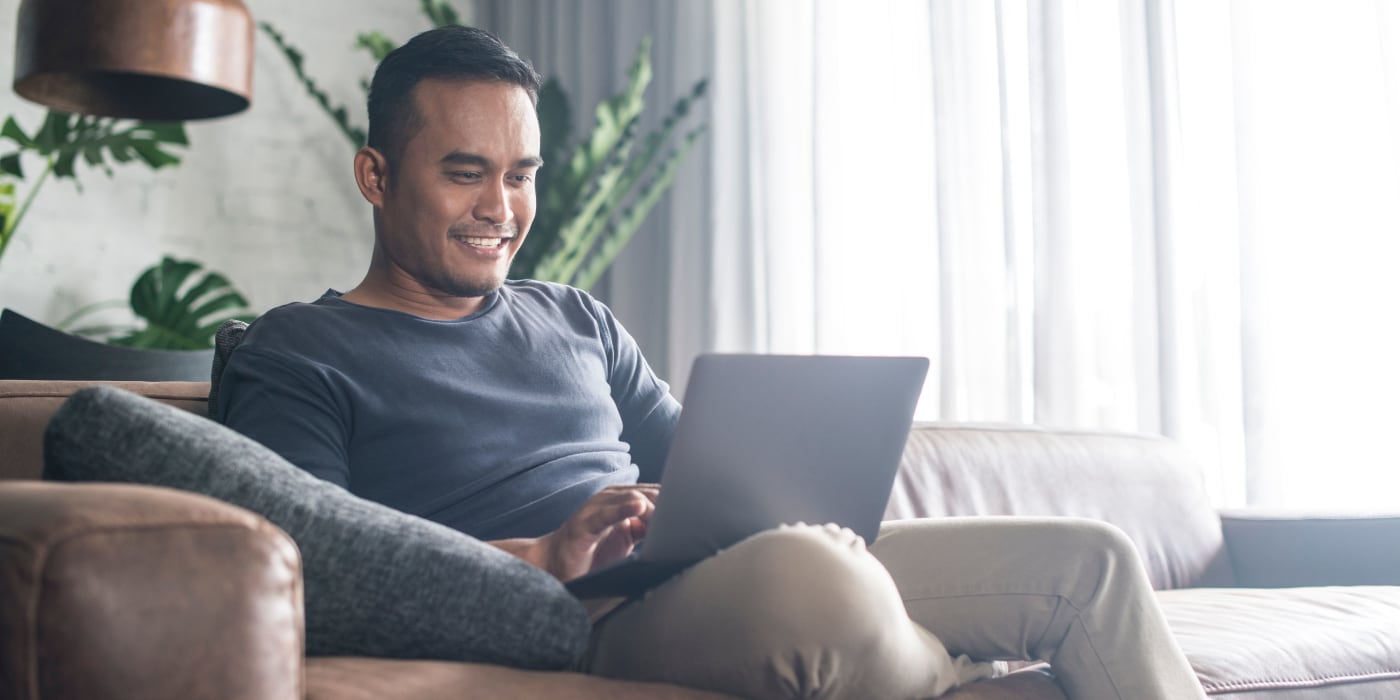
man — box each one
[218,25,1207,700]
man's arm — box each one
[216,344,354,489]
[591,299,682,482]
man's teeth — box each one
[462,236,507,248]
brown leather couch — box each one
[3,380,1399,699]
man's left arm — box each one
[594,301,681,483]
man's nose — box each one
[472,179,511,225]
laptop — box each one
[565,353,929,599]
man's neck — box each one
[340,278,491,320]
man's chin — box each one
[417,270,502,299]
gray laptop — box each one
[566,353,929,599]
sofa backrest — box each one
[884,422,1235,590]
[0,380,210,481]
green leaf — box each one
[37,111,75,153]
[129,141,180,169]
[137,121,189,146]
[421,0,461,27]
[113,257,252,349]
[0,153,23,178]
[575,124,707,289]
[82,143,104,167]
[1,118,34,148]
[355,31,397,62]
[53,148,78,178]
[108,143,134,163]
[188,290,249,324]
[0,176,13,228]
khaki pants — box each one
[586,518,1205,700]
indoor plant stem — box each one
[0,157,53,262]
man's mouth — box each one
[454,235,513,249]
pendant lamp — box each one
[12,0,254,121]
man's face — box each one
[375,79,542,299]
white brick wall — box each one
[0,1,461,325]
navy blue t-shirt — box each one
[215,281,680,540]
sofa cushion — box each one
[42,385,591,669]
[1157,586,1400,698]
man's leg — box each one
[870,517,1206,700]
[586,523,999,700]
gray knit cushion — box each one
[42,385,590,669]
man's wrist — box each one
[488,535,553,575]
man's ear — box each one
[354,146,390,207]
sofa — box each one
[2,379,1399,699]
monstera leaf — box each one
[61,257,255,350]
[108,257,256,350]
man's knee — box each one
[591,524,910,680]
[679,524,938,696]
[1046,518,1144,575]
[724,523,909,633]
[591,524,996,698]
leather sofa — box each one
[3,379,1399,699]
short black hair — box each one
[366,26,541,165]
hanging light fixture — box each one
[12,0,254,121]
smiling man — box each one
[345,77,541,316]
[216,25,1208,700]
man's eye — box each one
[511,174,534,183]
[450,171,481,180]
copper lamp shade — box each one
[13,0,254,121]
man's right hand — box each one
[490,484,659,582]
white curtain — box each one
[1205,0,1400,508]
[479,0,1400,510]
[694,0,1253,504]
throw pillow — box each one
[43,385,590,669]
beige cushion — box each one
[1159,587,1400,698]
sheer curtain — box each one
[479,0,1400,510]
[694,0,1252,503]
[1199,0,1400,508]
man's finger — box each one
[579,494,650,535]
[601,484,660,501]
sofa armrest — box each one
[0,482,303,700]
[1219,509,1400,587]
